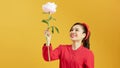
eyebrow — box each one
[72,27,79,29]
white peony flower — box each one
[42,2,57,14]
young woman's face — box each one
[70,25,86,41]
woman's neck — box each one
[72,40,83,50]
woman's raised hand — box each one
[44,29,52,46]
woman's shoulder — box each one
[59,44,71,47]
[57,44,71,50]
[82,46,94,55]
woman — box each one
[42,22,94,68]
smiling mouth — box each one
[70,34,77,38]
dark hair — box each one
[70,22,91,49]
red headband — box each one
[82,23,90,40]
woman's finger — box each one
[44,30,51,37]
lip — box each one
[70,34,77,38]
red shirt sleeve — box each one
[42,43,62,61]
[84,50,94,68]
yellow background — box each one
[0,0,120,68]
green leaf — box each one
[51,26,54,34]
[54,26,59,33]
[52,18,56,21]
[41,19,49,26]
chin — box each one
[70,38,77,41]
[70,37,81,42]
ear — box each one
[82,33,86,39]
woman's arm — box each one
[43,29,62,61]
[42,44,62,61]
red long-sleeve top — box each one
[42,44,94,68]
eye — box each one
[75,29,79,31]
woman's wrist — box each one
[46,39,51,46]
[45,36,51,46]
[46,41,50,46]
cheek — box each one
[76,33,82,38]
